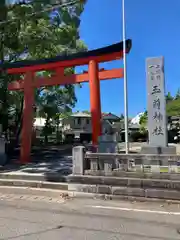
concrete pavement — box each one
[0,193,180,239]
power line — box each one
[0,0,82,26]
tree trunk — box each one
[44,118,49,145]
[56,119,60,144]
[8,97,24,155]
[45,134,48,144]
[14,96,24,145]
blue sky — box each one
[74,0,180,117]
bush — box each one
[130,131,148,142]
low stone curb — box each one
[2,171,180,183]
[2,174,180,190]
[68,175,180,190]
[0,186,180,204]
[1,178,180,202]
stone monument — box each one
[98,120,118,153]
[141,56,176,154]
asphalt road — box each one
[0,194,180,239]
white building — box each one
[130,112,144,125]
[61,112,120,143]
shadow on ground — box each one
[0,143,140,182]
[0,144,73,181]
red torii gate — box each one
[3,39,132,164]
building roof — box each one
[102,113,120,120]
[129,123,140,129]
[71,112,120,120]
[71,112,90,117]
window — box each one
[77,117,81,125]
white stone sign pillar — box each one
[141,56,176,154]
[147,57,167,147]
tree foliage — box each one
[139,111,147,132]
[0,0,87,144]
[166,98,180,117]
[139,90,180,129]
[120,113,124,120]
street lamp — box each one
[122,0,129,154]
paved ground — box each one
[1,145,73,176]
[0,194,180,239]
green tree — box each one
[166,98,180,116]
[166,92,173,103]
[139,111,148,133]
[175,88,180,100]
[166,89,180,116]
[82,110,90,114]
[0,0,87,145]
[37,84,77,143]
[139,91,180,130]
[120,113,124,119]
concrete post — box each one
[72,146,85,175]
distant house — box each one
[168,116,180,129]
[34,118,46,128]
[117,119,140,141]
[33,112,141,143]
[61,112,121,143]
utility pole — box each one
[122,0,129,154]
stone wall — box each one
[85,153,180,175]
[72,146,180,176]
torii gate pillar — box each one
[20,72,34,164]
[89,60,102,145]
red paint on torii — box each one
[8,68,124,90]
[3,39,132,164]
